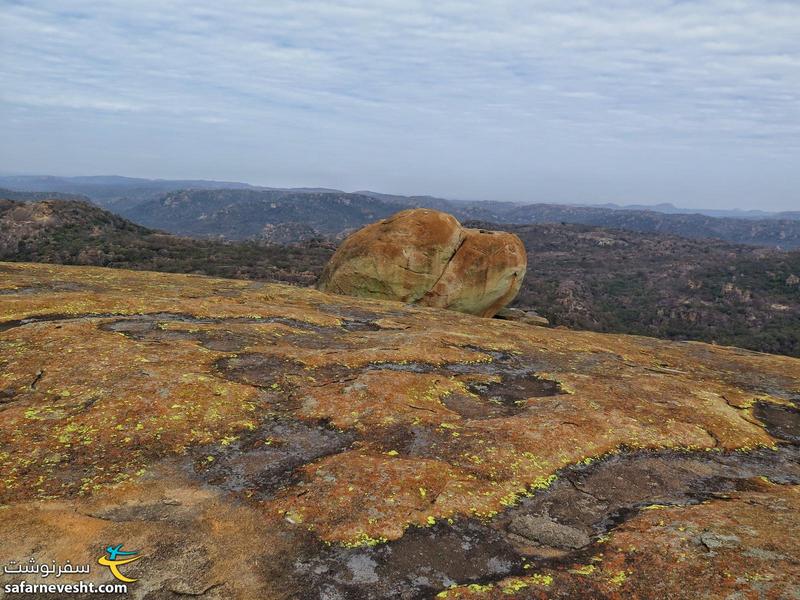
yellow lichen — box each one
[570,564,596,576]
[501,579,529,594]
[608,570,628,586]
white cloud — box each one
[0,0,798,208]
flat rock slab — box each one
[507,515,591,549]
[0,261,798,599]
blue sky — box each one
[1,0,798,210]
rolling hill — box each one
[0,175,259,211]
[0,187,90,202]
[117,188,800,248]
[119,189,412,239]
[0,199,331,285]
[2,198,798,357]
[3,176,800,247]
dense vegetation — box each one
[482,222,800,357]
[0,199,331,285]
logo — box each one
[97,545,141,583]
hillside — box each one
[1,262,798,599]
[0,199,330,284]
[6,174,800,221]
[5,178,800,247]
[482,222,800,358]
[496,203,800,248]
[0,187,90,202]
[592,201,800,220]
[120,189,409,239]
[115,188,800,248]
[3,199,799,357]
[0,175,259,211]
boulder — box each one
[318,209,463,303]
[317,209,526,317]
[494,307,550,326]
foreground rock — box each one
[0,262,799,599]
[494,307,550,326]
[317,208,527,317]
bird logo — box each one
[97,545,142,583]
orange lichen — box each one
[0,261,798,549]
[0,319,260,500]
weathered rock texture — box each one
[317,208,527,317]
[0,262,799,599]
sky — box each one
[1,1,799,210]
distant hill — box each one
[3,199,798,357]
[116,188,800,248]
[0,187,90,202]
[3,176,799,246]
[0,175,262,212]
[0,175,350,213]
[474,221,800,357]
[349,192,800,221]
[119,189,411,239]
[592,202,800,220]
[487,203,800,248]
[0,199,331,285]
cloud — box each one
[0,0,798,209]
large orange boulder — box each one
[317,208,526,317]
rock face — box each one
[1,262,799,599]
[317,208,526,317]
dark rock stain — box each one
[293,445,800,599]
